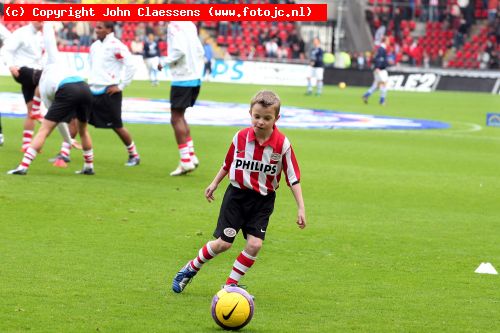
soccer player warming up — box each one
[158,0,205,176]
[362,36,391,106]
[172,90,307,293]
[7,22,94,176]
[88,22,140,167]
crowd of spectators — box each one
[363,0,499,70]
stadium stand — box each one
[0,0,498,69]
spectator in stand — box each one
[114,22,123,40]
[429,0,440,22]
[203,38,213,81]
[231,22,241,39]
[135,22,146,40]
[422,0,430,21]
[143,33,161,86]
[374,20,387,46]
[357,53,366,70]
[393,7,403,42]
[365,8,376,37]
[75,22,92,47]
[265,38,279,58]
[454,17,469,49]
[66,27,80,46]
[488,50,499,69]
[287,30,301,59]
[218,21,229,37]
[277,43,289,59]
[130,35,144,55]
[488,0,498,26]
[478,49,491,69]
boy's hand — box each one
[205,183,218,203]
[297,208,306,229]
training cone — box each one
[53,158,68,168]
[474,263,498,275]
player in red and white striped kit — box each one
[172,90,306,293]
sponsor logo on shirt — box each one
[235,158,278,176]
[270,153,281,162]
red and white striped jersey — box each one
[222,127,301,196]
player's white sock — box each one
[32,96,42,119]
[126,141,139,158]
[60,141,71,159]
[83,149,94,169]
[22,130,34,151]
[20,147,37,169]
[187,136,198,164]
[189,242,218,271]
[226,251,256,285]
[178,143,191,164]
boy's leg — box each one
[113,127,140,167]
[225,235,261,286]
[172,239,230,293]
[362,80,378,103]
[379,83,388,105]
[8,120,58,175]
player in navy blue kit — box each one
[306,37,324,96]
[362,37,391,106]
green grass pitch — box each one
[0,76,499,332]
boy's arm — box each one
[205,167,229,203]
[290,183,306,229]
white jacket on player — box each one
[162,21,204,83]
[88,32,135,94]
[1,23,43,69]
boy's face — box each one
[249,104,279,134]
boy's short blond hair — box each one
[250,90,281,117]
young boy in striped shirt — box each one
[172,90,306,293]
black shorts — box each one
[89,92,123,128]
[170,85,200,110]
[13,67,42,103]
[44,82,92,124]
[213,185,276,243]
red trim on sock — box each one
[226,278,238,285]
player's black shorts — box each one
[213,185,276,243]
[44,82,92,124]
[89,91,123,128]
[13,67,42,103]
[170,85,200,110]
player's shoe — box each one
[7,167,27,175]
[49,154,71,163]
[125,156,140,167]
[191,155,199,168]
[170,161,195,176]
[305,91,312,96]
[362,96,369,104]
[0,134,4,146]
[75,167,95,175]
[172,262,197,293]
